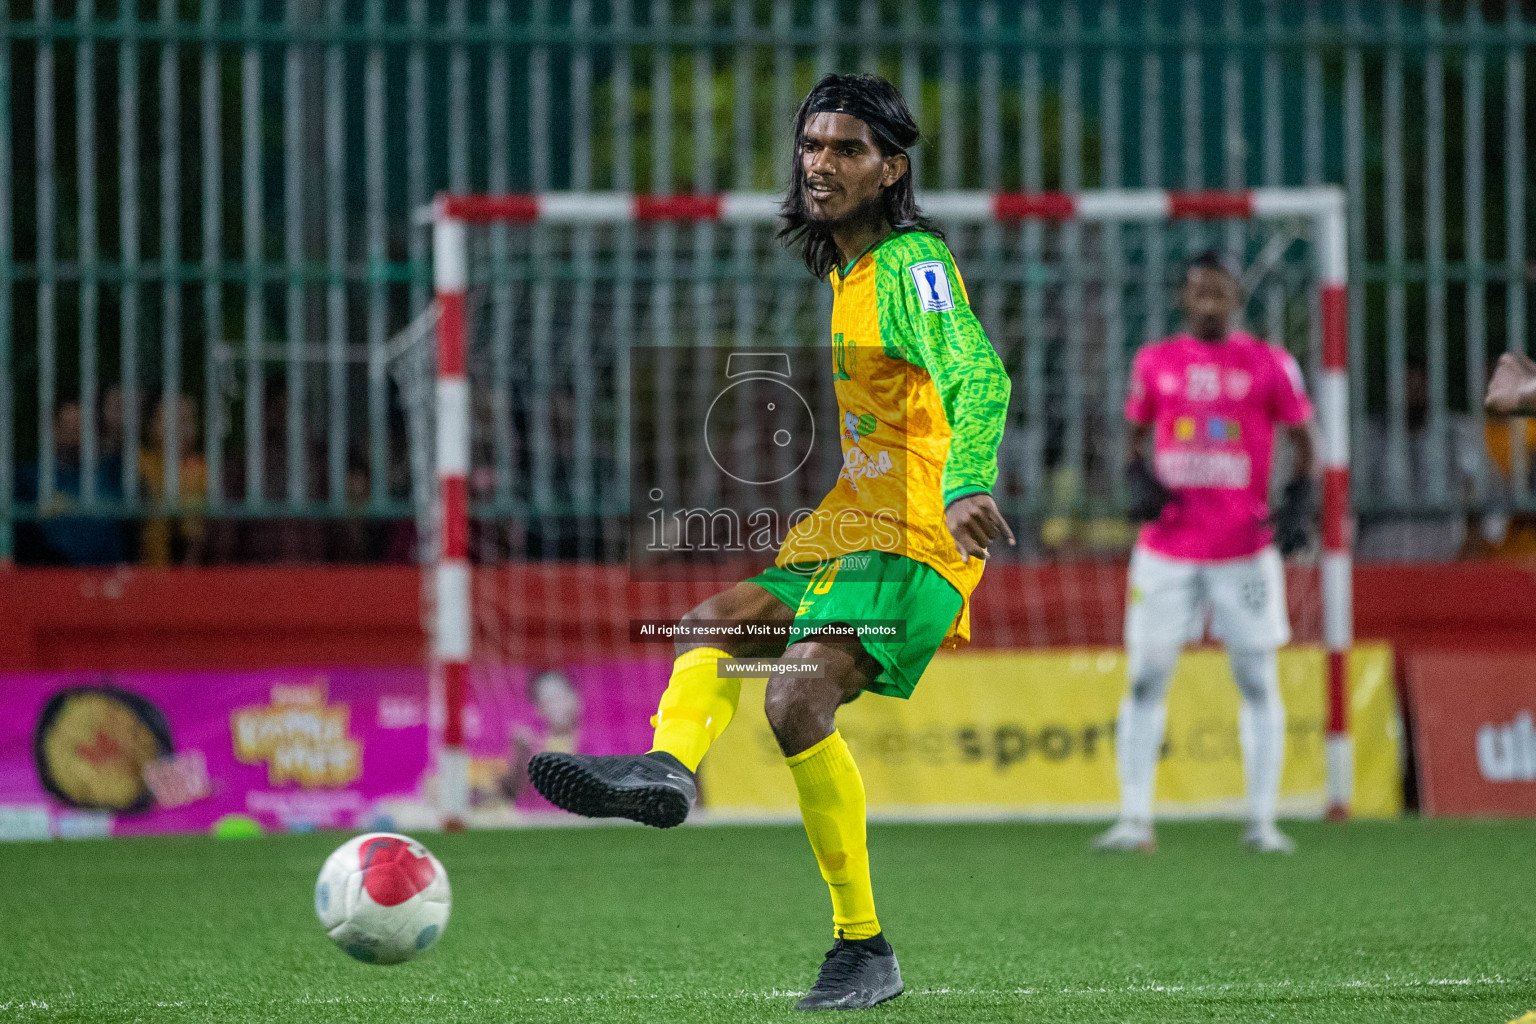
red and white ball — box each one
[315,832,451,964]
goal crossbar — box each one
[427,187,1353,824]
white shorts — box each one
[1125,545,1291,652]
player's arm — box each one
[1285,422,1316,478]
[1272,422,1317,556]
[1123,352,1172,523]
[1486,352,1536,416]
[893,244,1015,562]
[1127,422,1153,455]
[1270,348,1318,556]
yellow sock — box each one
[786,731,880,940]
[648,647,741,772]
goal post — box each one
[424,187,1353,824]
[430,213,471,829]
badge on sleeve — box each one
[909,260,955,312]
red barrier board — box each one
[1406,651,1536,816]
[2,561,1535,672]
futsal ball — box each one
[314,832,451,964]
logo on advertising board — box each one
[31,682,175,816]
[1407,652,1536,816]
[142,749,213,808]
[231,680,362,788]
[702,646,1401,819]
[1476,711,1536,783]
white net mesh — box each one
[395,213,1326,675]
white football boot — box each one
[1242,821,1296,854]
[1091,818,1156,853]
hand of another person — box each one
[1485,352,1536,416]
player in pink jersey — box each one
[1094,251,1316,855]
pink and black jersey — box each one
[1125,331,1313,562]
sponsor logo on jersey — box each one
[833,332,856,380]
[1174,416,1196,442]
[1206,417,1241,442]
[909,260,955,312]
[1224,368,1253,400]
[1158,371,1180,395]
[1186,363,1222,401]
[840,446,895,490]
[842,410,878,441]
[1154,450,1252,488]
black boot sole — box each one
[528,753,692,829]
[794,981,904,1011]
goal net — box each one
[395,189,1352,824]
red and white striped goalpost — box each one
[430,209,471,830]
[428,186,1354,823]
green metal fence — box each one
[2,0,1533,563]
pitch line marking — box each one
[5,976,1535,1015]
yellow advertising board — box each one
[700,644,1400,820]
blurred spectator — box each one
[327,453,380,563]
[140,393,209,566]
[1033,412,1134,558]
[1476,414,1536,558]
[990,412,1041,557]
[15,400,127,565]
[100,383,127,461]
[1355,360,1497,561]
[234,379,326,563]
[380,404,422,565]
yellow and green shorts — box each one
[747,550,962,700]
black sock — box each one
[839,930,892,956]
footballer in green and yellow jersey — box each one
[531,72,1013,1011]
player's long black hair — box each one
[777,73,940,279]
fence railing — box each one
[2,0,1532,564]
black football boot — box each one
[794,932,904,1011]
[527,750,696,828]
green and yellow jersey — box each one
[775,229,1011,647]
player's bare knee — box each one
[765,674,830,755]
[765,657,832,717]
[675,598,724,658]
[675,584,788,658]
[765,648,857,755]
[762,674,801,729]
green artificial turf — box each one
[2,819,1534,1023]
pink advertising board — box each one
[0,661,670,839]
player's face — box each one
[1181,266,1242,341]
[799,113,907,225]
